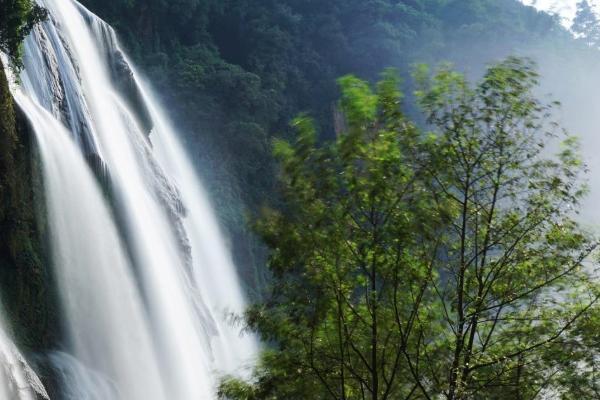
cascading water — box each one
[48,352,121,400]
[137,76,259,375]
[13,92,168,399]
[0,316,49,400]
[5,0,258,398]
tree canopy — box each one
[0,0,46,66]
[220,58,600,400]
[78,0,593,291]
[572,0,600,47]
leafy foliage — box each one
[572,1,600,47]
[220,59,600,399]
[0,57,58,353]
[0,0,47,66]
[78,0,588,291]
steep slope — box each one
[0,60,58,353]
[79,0,600,290]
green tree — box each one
[414,57,599,399]
[79,0,581,292]
[572,0,600,48]
[0,0,46,66]
[222,68,439,400]
[220,58,600,399]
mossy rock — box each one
[0,60,61,353]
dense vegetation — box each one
[573,0,600,47]
[79,0,593,292]
[2,0,600,398]
[0,5,58,353]
[0,0,46,65]
[220,58,600,400]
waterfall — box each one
[137,76,259,375]
[0,318,49,400]
[5,0,258,398]
[13,92,168,399]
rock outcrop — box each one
[0,59,59,397]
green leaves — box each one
[226,59,600,400]
[0,0,47,67]
[245,71,436,400]
[418,57,600,399]
[337,75,378,127]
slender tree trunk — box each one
[337,291,347,400]
[448,173,470,400]
[372,260,378,400]
[460,165,503,393]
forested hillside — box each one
[4,0,600,399]
[77,0,600,291]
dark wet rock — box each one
[110,47,154,136]
[83,16,154,137]
[32,25,68,121]
[0,59,61,356]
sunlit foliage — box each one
[220,59,600,400]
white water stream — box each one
[0,318,49,400]
[3,0,258,398]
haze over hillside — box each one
[4,1,600,398]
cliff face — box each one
[0,60,59,353]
